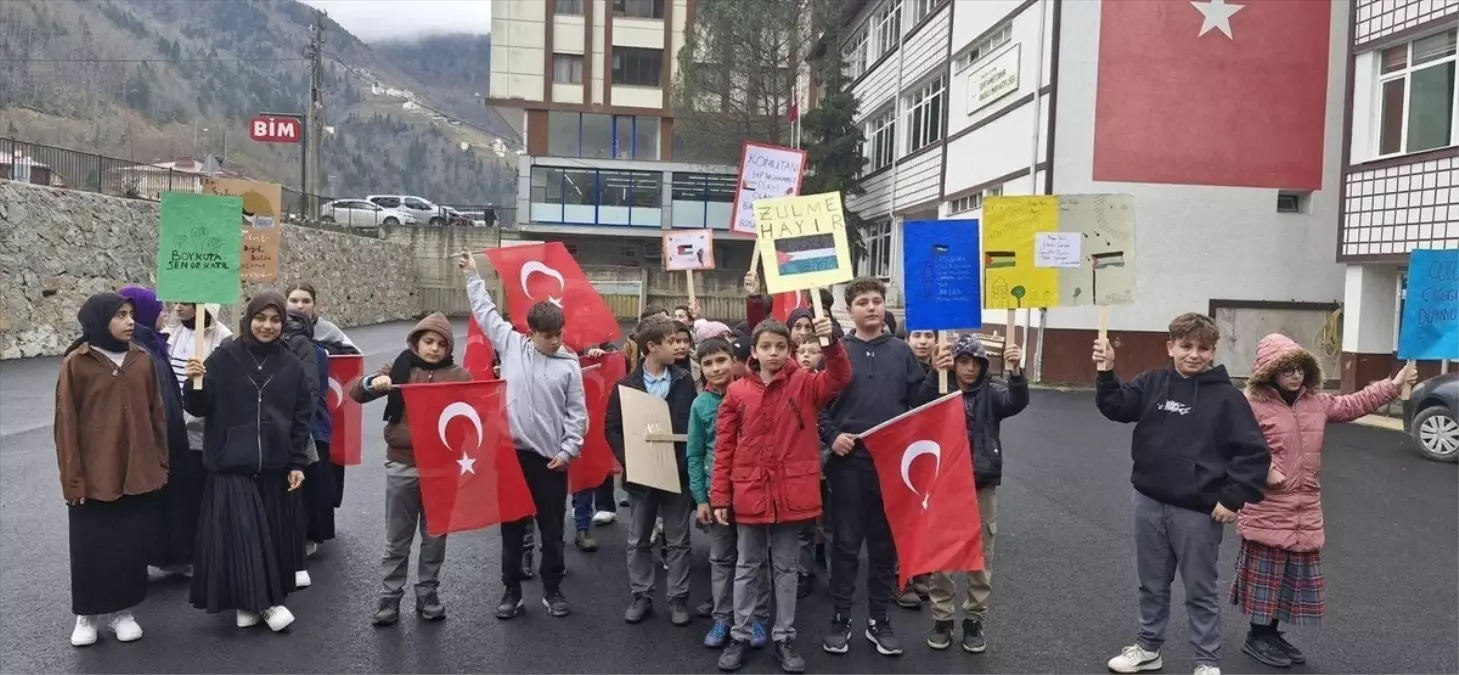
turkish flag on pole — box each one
[570,352,628,493]
[399,380,536,536]
[860,392,984,587]
[1092,0,1331,189]
[772,291,808,324]
[484,243,623,351]
[326,355,365,466]
[461,317,496,381]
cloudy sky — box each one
[299,0,492,41]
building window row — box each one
[530,167,663,227]
[874,0,903,59]
[555,0,584,15]
[862,219,894,279]
[613,0,664,19]
[547,111,661,160]
[905,74,945,153]
[948,185,1003,215]
[956,23,1012,71]
[613,47,663,87]
[845,0,951,80]
[866,108,897,171]
[1377,28,1456,158]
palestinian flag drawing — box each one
[1092,251,1126,269]
[775,234,839,276]
[986,251,1017,269]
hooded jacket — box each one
[916,336,1029,487]
[1096,364,1271,513]
[466,271,587,462]
[1237,334,1397,551]
[820,330,926,466]
[349,313,472,466]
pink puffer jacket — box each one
[1238,334,1398,552]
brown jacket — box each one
[54,344,169,502]
[348,313,471,466]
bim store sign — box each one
[249,115,302,143]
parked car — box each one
[366,195,470,226]
[1403,373,1459,463]
[319,199,418,227]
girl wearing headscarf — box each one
[183,291,312,632]
[117,287,197,578]
[281,309,337,584]
[285,282,358,507]
[54,292,169,647]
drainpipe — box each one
[888,16,906,299]
[1028,0,1049,383]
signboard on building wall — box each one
[969,44,1021,115]
[729,142,807,235]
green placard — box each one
[156,192,244,304]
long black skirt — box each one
[71,492,158,615]
[151,450,206,568]
[329,454,346,508]
[190,472,302,613]
[303,447,337,544]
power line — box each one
[0,56,309,64]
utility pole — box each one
[304,10,325,216]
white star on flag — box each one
[1190,0,1244,39]
[457,451,477,475]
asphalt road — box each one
[2,321,1455,674]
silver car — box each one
[320,199,418,227]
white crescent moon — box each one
[900,440,942,495]
[437,401,483,451]
[328,378,343,411]
[519,260,566,301]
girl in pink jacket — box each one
[1232,333,1415,669]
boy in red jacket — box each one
[710,317,849,673]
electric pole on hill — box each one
[304,11,325,216]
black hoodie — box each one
[1095,366,1270,513]
[821,331,926,466]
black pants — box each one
[828,459,897,621]
[501,449,568,592]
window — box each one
[862,219,893,279]
[582,113,614,158]
[545,112,660,159]
[957,23,1012,71]
[1276,191,1309,213]
[547,111,580,156]
[947,185,1003,214]
[905,74,945,152]
[1377,29,1457,156]
[633,116,660,160]
[530,167,566,203]
[874,0,902,58]
[612,47,663,86]
[843,28,869,80]
[671,173,737,202]
[553,54,584,84]
[599,170,661,207]
[613,0,664,19]
[865,108,896,171]
[555,0,584,14]
[908,0,936,26]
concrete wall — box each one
[0,181,417,359]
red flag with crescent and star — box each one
[859,391,983,586]
[399,379,535,536]
[570,352,627,493]
[326,355,365,466]
[462,317,497,381]
[484,242,622,351]
[772,291,808,324]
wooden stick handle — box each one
[810,291,831,347]
[192,303,206,389]
[685,269,697,309]
[938,331,949,394]
[1401,359,1415,401]
[749,246,762,283]
[1098,305,1109,341]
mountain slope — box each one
[0,0,516,205]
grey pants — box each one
[381,461,446,599]
[733,521,805,643]
[1132,490,1224,667]
[797,523,816,576]
[707,522,770,624]
[626,488,694,599]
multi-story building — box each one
[1338,0,1459,390]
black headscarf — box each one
[239,290,289,354]
[65,292,132,356]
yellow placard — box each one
[982,195,1059,309]
[205,178,284,228]
[982,194,1136,309]
[753,192,854,294]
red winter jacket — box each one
[710,341,851,524]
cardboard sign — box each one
[730,142,807,235]
[157,192,243,304]
[752,192,854,294]
[1398,248,1459,361]
[241,227,281,283]
[204,178,283,228]
[902,219,983,331]
[663,229,715,271]
[982,194,1136,309]
[618,386,684,493]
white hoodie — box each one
[166,303,233,450]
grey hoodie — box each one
[466,271,587,463]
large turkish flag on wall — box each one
[1092,0,1331,190]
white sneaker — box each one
[305,541,319,558]
[107,612,143,642]
[70,616,98,647]
[591,511,616,525]
[236,610,261,628]
[1108,644,1162,673]
[263,606,295,632]
[1194,666,1221,675]
[295,570,312,588]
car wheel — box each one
[384,217,400,226]
[1411,406,1459,463]
[429,217,445,226]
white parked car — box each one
[365,194,469,226]
[319,199,418,227]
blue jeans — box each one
[572,477,617,531]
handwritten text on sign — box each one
[1397,248,1459,361]
[755,193,844,238]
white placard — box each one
[731,142,807,235]
[1034,232,1082,268]
[663,229,716,271]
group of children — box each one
[54,258,1416,675]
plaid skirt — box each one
[1229,538,1325,625]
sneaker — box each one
[1242,633,1292,668]
[796,573,814,599]
[696,600,714,618]
[822,613,852,654]
[305,541,319,558]
[865,618,904,656]
[70,616,98,647]
[961,617,986,653]
[624,593,654,623]
[927,619,953,650]
[160,563,193,578]
[717,639,749,671]
[542,589,571,617]
[108,612,143,642]
[495,588,524,620]
[575,529,599,552]
[294,570,312,588]
[416,590,446,621]
[263,606,294,632]
[704,622,731,648]
[592,510,617,525]
[1107,644,1163,673]
[236,610,261,628]
[660,543,669,570]
[750,620,769,649]
[895,586,922,609]
[1194,667,1221,675]
[1271,632,1306,665]
[669,598,692,626]
[371,597,401,626]
[775,639,806,673]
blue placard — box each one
[902,219,983,331]
[1398,248,1459,361]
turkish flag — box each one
[1092,0,1331,189]
[462,317,496,381]
[399,379,536,536]
[570,352,627,493]
[484,242,622,351]
[326,355,364,466]
[860,392,984,587]
[772,291,808,324]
